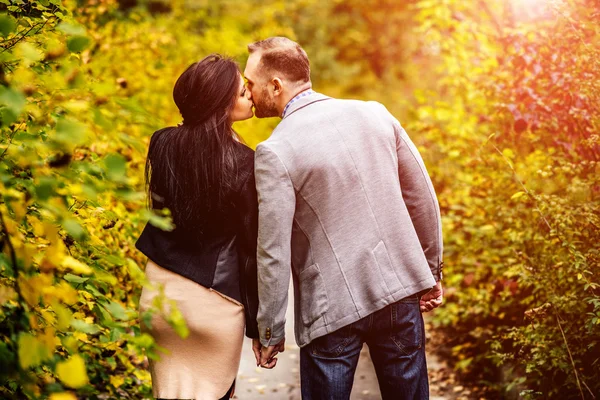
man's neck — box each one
[278,82,313,116]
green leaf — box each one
[57,22,86,36]
[104,301,129,321]
[0,86,26,119]
[0,107,19,126]
[63,273,89,284]
[67,36,91,53]
[110,327,123,342]
[55,119,87,146]
[148,213,174,231]
[35,176,57,201]
[104,154,127,180]
[62,218,86,240]
[70,319,101,334]
[0,14,17,37]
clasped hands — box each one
[252,337,285,369]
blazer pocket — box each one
[299,263,329,327]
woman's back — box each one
[136,138,257,301]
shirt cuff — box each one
[432,261,444,282]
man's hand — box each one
[420,281,443,312]
[252,338,262,367]
[259,338,285,369]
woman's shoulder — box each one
[233,141,255,169]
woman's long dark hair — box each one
[145,54,242,235]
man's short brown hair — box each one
[248,37,310,84]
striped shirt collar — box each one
[282,89,314,118]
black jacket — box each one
[135,141,259,339]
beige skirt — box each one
[139,261,245,400]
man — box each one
[245,37,444,400]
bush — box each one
[408,0,600,397]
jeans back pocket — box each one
[390,297,424,355]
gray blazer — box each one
[255,92,442,347]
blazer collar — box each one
[282,91,331,120]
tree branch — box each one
[554,307,590,400]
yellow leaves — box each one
[55,355,89,388]
[109,375,125,388]
[40,308,56,325]
[63,100,89,114]
[52,301,74,330]
[89,233,105,246]
[39,327,59,353]
[2,215,18,235]
[502,148,515,159]
[0,285,16,304]
[168,303,189,339]
[19,273,52,307]
[15,243,35,271]
[49,393,77,400]
[133,369,150,382]
[62,256,92,275]
[46,281,79,305]
[72,332,88,343]
[511,191,526,201]
[19,272,81,307]
[61,335,79,353]
[18,331,53,368]
[480,224,495,232]
[16,42,43,66]
[37,218,92,275]
[29,215,46,237]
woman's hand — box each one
[252,338,262,366]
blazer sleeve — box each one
[378,104,444,281]
[254,143,296,347]
[235,164,260,339]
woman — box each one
[136,54,259,400]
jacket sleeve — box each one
[236,164,260,339]
[382,105,444,281]
[254,143,296,347]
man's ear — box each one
[271,77,283,96]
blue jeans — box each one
[300,295,428,400]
